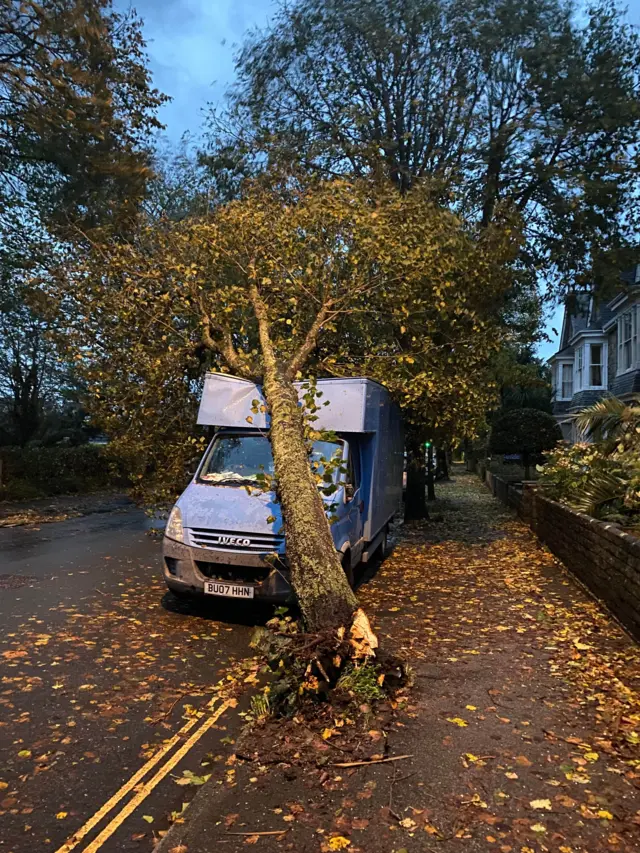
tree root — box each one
[250,608,410,718]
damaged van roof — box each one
[197,373,389,433]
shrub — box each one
[0,444,127,500]
[490,408,562,479]
[537,397,640,526]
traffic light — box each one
[424,441,432,448]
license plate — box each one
[204,581,255,599]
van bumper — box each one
[162,536,292,603]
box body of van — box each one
[162,375,403,603]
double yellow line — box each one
[55,698,230,853]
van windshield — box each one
[199,434,343,486]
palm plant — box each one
[565,396,640,524]
[575,396,640,447]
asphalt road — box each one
[0,509,258,853]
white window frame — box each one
[589,342,605,389]
[575,345,584,391]
[561,362,574,399]
[617,306,638,375]
[553,359,574,401]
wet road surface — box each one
[0,509,258,853]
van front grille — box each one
[189,527,284,553]
[195,562,272,583]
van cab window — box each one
[199,434,342,486]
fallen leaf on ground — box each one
[530,799,552,810]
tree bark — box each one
[427,444,436,501]
[404,428,428,521]
[250,285,358,632]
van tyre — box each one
[341,552,355,588]
[379,526,390,559]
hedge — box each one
[0,444,128,500]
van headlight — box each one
[165,506,184,543]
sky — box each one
[116,0,276,142]
[117,0,640,362]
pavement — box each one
[153,471,640,853]
[0,507,261,853]
[2,474,640,853]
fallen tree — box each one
[50,177,516,638]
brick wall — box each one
[487,476,640,639]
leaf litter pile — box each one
[178,470,640,853]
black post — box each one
[404,429,428,521]
[427,444,436,501]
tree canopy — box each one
[0,0,166,238]
[48,177,517,504]
[490,407,562,478]
[207,0,640,295]
[0,0,165,447]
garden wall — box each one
[487,473,640,640]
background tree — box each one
[490,407,562,479]
[207,0,640,512]
[213,0,640,295]
[50,177,516,632]
[0,0,166,239]
[0,0,165,446]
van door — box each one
[344,441,364,564]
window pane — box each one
[590,364,602,386]
[562,364,573,398]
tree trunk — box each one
[404,428,428,521]
[262,369,358,631]
[427,444,436,501]
[250,285,358,632]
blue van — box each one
[162,375,403,603]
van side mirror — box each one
[345,483,354,501]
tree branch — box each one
[201,315,257,380]
[285,302,334,381]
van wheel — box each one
[341,552,355,588]
[379,527,389,559]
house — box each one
[549,264,640,442]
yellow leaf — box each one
[597,810,613,820]
[465,705,477,711]
[56,812,68,820]
[446,717,468,727]
[328,837,351,851]
[142,815,154,823]
[0,782,7,790]
[18,750,31,758]
[322,728,334,740]
[531,823,546,833]
[573,640,591,651]
[584,751,598,762]
[530,799,552,811]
